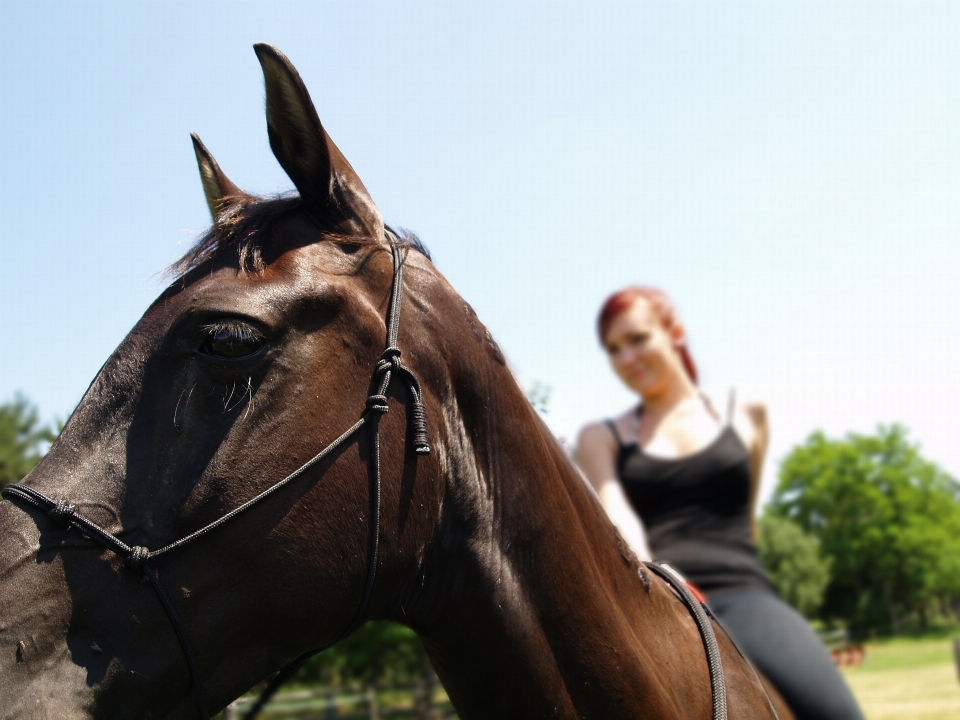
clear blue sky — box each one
[3,2,960,504]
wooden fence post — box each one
[425,664,439,719]
[413,679,427,720]
[415,650,439,720]
[366,684,378,720]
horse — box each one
[0,44,791,720]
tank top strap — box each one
[605,419,628,450]
[726,387,737,426]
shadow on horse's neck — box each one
[399,313,688,718]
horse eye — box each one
[199,322,265,360]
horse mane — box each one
[166,194,429,282]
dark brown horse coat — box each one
[0,45,791,719]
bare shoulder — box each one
[576,420,621,491]
[580,407,637,451]
[727,396,768,455]
[577,420,617,456]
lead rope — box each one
[0,243,429,720]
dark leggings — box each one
[709,589,864,720]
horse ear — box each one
[190,133,247,220]
[252,43,383,239]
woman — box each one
[577,286,863,720]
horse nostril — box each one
[16,640,25,663]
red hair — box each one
[597,286,699,384]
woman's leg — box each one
[709,589,863,720]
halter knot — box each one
[125,545,150,573]
[50,500,76,526]
[366,394,390,413]
[376,346,402,373]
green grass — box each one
[851,634,957,671]
[842,632,960,720]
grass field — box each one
[842,633,960,720]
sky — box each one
[2,1,960,505]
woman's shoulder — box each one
[577,419,617,452]
[733,396,767,434]
[576,417,627,491]
[578,408,635,452]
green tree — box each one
[527,381,551,415]
[0,394,56,488]
[757,513,832,618]
[293,621,428,687]
[770,425,960,633]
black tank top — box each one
[609,415,774,596]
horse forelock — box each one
[165,194,430,284]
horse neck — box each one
[408,338,692,718]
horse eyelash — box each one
[199,320,265,342]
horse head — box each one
[0,44,494,719]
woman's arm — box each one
[576,421,651,561]
[736,401,769,541]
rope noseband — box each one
[1,244,426,720]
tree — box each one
[0,395,56,488]
[770,425,960,633]
[526,381,551,415]
[757,513,832,618]
[293,621,429,688]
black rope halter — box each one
[1,243,428,720]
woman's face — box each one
[603,298,686,398]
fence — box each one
[817,627,866,668]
